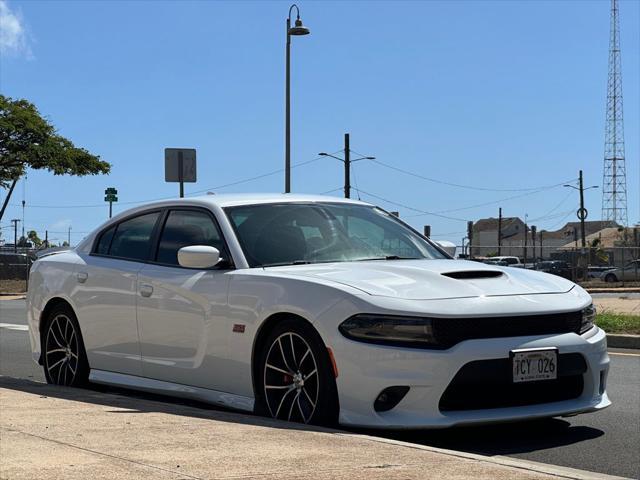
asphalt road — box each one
[1,299,638,479]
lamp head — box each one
[289,17,310,36]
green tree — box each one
[0,95,110,220]
[27,230,42,247]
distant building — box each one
[471,217,618,260]
[556,226,640,267]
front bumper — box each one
[331,325,610,428]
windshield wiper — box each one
[357,256,421,261]
[262,260,312,267]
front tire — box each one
[604,273,617,283]
[42,305,89,386]
[256,319,338,426]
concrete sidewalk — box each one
[0,378,624,480]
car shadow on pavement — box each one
[0,376,335,435]
[352,417,605,456]
[2,376,605,455]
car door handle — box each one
[139,284,153,297]
[77,272,88,283]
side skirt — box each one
[89,369,255,412]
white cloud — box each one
[0,0,31,57]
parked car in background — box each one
[483,259,508,266]
[488,256,521,266]
[603,260,640,283]
[587,266,616,280]
[535,261,572,280]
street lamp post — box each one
[285,4,310,193]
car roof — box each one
[129,193,371,210]
[190,193,371,208]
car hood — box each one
[268,259,575,300]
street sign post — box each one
[165,148,197,198]
[104,187,118,218]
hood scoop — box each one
[441,270,504,280]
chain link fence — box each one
[0,246,36,294]
[460,244,640,285]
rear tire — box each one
[255,319,338,426]
[604,274,617,283]
[42,305,89,386]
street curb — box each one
[338,433,629,480]
[587,288,640,293]
[607,333,640,349]
[1,377,629,480]
[0,294,25,300]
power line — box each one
[541,209,576,231]
[354,188,470,222]
[430,231,466,238]
[527,190,574,223]
[190,154,332,195]
[368,158,577,193]
[426,188,557,215]
[318,187,343,195]
[6,154,334,209]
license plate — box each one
[511,348,558,383]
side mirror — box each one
[177,245,221,269]
[435,240,456,258]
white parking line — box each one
[0,323,29,331]
[609,352,640,357]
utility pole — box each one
[11,219,20,253]
[21,200,25,239]
[423,225,431,238]
[318,136,374,199]
[497,208,503,256]
[539,231,544,260]
[344,133,351,199]
[45,230,48,249]
[531,225,537,264]
[68,226,71,247]
[467,221,474,259]
[579,170,587,249]
[523,216,528,266]
[565,170,598,280]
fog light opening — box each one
[599,370,607,395]
[374,386,410,412]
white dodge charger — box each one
[27,194,610,428]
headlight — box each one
[580,304,596,334]
[339,314,438,347]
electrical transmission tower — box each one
[601,0,628,226]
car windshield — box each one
[224,202,446,267]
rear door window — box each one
[108,212,161,261]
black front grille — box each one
[439,353,587,411]
[432,311,582,348]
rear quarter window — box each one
[96,225,116,255]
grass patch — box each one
[596,312,640,335]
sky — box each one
[1,0,639,247]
